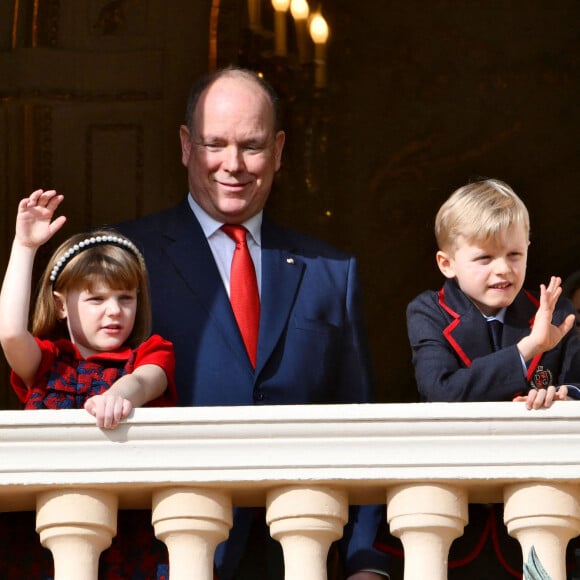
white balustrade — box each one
[1,402,580,579]
[267,485,348,580]
[152,487,232,580]
[36,489,117,580]
[387,483,468,580]
[504,482,580,580]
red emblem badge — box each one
[529,366,553,390]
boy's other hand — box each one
[513,385,570,409]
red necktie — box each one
[222,225,260,368]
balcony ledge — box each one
[2,401,579,511]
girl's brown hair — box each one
[33,229,151,347]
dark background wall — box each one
[0,0,578,408]
[335,0,580,402]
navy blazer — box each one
[118,197,390,577]
[407,278,580,402]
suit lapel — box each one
[502,292,536,345]
[439,281,490,366]
[161,204,252,369]
[159,208,306,376]
[257,219,304,373]
[440,279,537,366]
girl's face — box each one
[54,281,137,358]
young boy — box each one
[407,178,580,409]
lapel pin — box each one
[286,257,295,265]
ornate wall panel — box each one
[0,0,211,408]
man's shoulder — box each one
[116,199,194,247]
[263,218,354,260]
[118,200,186,232]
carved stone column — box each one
[387,483,468,580]
[36,489,118,580]
[152,487,233,580]
[504,482,580,580]
[266,485,348,580]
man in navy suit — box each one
[119,67,390,579]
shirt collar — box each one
[187,193,262,245]
[483,307,506,324]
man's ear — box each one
[53,292,67,320]
[179,125,192,167]
[436,250,455,279]
[274,130,286,171]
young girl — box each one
[0,189,176,427]
[0,189,175,579]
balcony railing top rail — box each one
[1,401,580,510]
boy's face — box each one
[436,224,529,316]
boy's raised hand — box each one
[16,189,66,249]
[517,276,576,361]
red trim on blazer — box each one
[438,286,545,381]
[438,287,472,367]
[374,505,521,577]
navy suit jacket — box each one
[118,197,390,577]
[407,278,580,402]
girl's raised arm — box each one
[0,190,66,386]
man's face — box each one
[436,224,529,316]
[180,75,285,224]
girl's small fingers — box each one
[29,189,44,201]
[46,194,64,210]
[18,197,32,211]
[39,190,58,205]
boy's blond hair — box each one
[435,179,530,253]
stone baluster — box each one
[504,482,580,580]
[152,487,232,580]
[36,489,118,580]
[266,485,348,580]
[387,483,468,580]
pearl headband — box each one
[49,234,144,287]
